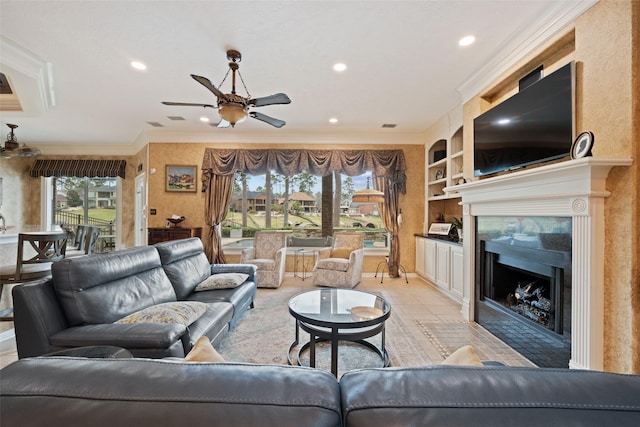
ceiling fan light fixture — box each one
[219,104,248,127]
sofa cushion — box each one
[52,246,177,326]
[0,358,343,427]
[115,301,208,326]
[184,336,225,362]
[155,238,211,299]
[195,273,249,291]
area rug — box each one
[415,319,535,366]
[217,286,431,377]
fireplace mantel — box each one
[446,157,632,370]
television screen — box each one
[474,62,575,177]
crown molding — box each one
[0,36,55,111]
[456,0,597,103]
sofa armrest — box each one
[50,323,187,349]
[12,278,70,359]
[211,263,257,283]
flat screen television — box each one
[473,62,575,177]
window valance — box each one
[30,160,127,179]
[201,148,406,192]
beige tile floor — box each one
[0,274,535,369]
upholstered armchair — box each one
[240,231,288,288]
[312,231,364,288]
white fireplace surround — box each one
[448,157,632,370]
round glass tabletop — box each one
[288,288,391,327]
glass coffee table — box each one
[288,288,391,377]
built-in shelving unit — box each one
[425,126,465,229]
[426,127,465,201]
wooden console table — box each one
[148,227,202,245]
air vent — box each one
[167,116,185,121]
[146,121,164,127]
[381,123,397,128]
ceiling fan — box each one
[162,50,291,128]
[1,124,41,159]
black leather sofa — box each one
[11,238,256,359]
[1,357,639,426]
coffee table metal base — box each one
[288,320,390,376]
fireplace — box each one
[449,157,631,370]
[474,218,572,367]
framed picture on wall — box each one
[165,165,197,192]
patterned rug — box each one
[415,319,535,366]
[217,287,431,377]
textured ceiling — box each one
[0,0,595,153]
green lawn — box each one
[66,208,116,223]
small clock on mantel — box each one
[571,131,594,159]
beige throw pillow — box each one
[441,345,483,366]
[330,247,352,259]
[115,301,208,326]
[184,336,225,362]
[194,273,249,291]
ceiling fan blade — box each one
[249,111,286,128]
[191,74,227,101]
[217,119,231,128]
[249,93,291,107]
[162,102,216,109]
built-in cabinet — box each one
[415,235,463,302]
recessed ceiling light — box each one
[130,61,147,71]
[333,63,347,72]
[458,35,476,47]
[200,117,210,122]
[329,118,338,124]
[497,118,511,125]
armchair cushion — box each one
[316,258,350,272]
[115,301,208,327]
[195,273,249,291]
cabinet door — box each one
[425,239,437,282]
[435,242,450,289]
[415,237,426,277]
[450,246,464,298]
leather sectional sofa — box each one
[1,357,640,426]
[11,238,256,359]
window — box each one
[223,171,388,248]
[45,176,120,253]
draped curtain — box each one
[203,173,234,264]
[373,173,407,277]
[201,148,406,270]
